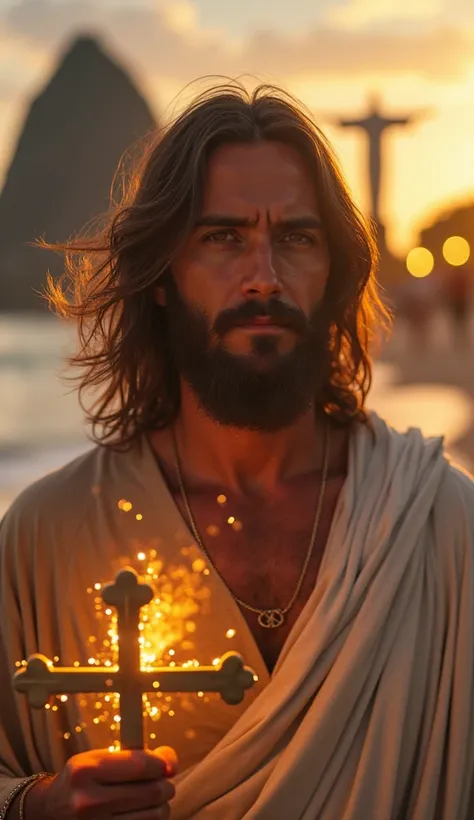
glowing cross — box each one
[13,568,256,750]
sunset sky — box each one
[1,0,474,256]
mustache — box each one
[213,299,309,337]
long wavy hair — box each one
[44,80,392,448]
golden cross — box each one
[12,568,256,749]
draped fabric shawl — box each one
[171,414,474,819]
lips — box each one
[234,317,287,329]
[248,317,276,325]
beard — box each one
[161,274,330,433]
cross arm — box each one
[141,652,256,705]
[13,654,119,708]
[338,118,368,128]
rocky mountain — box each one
[0,35,157,312]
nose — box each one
[240,242,282,300]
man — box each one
[1,82,474,820]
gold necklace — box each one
[171,424,330,629]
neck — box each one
[150,381,350,496]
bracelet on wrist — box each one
[18,775,51,820]
[0,773,51,820]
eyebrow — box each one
[194,213,323,232]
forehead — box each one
[200,141,320,214]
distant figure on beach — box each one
[397,273,438,350]
[442,264,472,349]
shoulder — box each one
[0,447,96,539]
[367,412,474,523]
[442,459,474,516]
[0,443,134,564]
[427,458,474,581]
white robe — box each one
[1,412,474,819]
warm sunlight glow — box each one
[161,1,198,34]
[442,236,470,267]
[406,247,434,278]
[41,547,223,749]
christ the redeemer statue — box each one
[337,96,416,226]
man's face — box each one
[157,141,331,432]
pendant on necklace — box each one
[258,609,285,628]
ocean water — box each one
[1,315,473,518]
[0,316,90,516]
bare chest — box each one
[169,477,345,673]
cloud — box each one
[4,0,103,44]
[159,1,199,35]
[241,26,472,80]
[327,0,446,28]
[1,0,473,89]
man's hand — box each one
[24,746,178,819]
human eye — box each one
[280,232,316,246]
[202,229,240,244]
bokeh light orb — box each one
[442,236,470,267]
[406,247,434,278]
